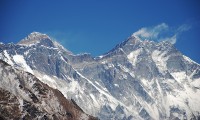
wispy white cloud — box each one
[44,30,80,49]
[43,30,90,54]
[44,31,69,43]
[133,23,168,40]
[177,24,191,32]
[132,23,191,44]
[159,34,177,44]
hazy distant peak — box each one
[17,32,73,55]
[18,32,51,46]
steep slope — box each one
[0,32,200,120]
[0,60,98,120]
[76,36,200,120]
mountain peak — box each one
[104,35,142,55]
[1,31,200,120]
[18,32,51,46]
[17,32,73,55]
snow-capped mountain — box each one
[0,60,98,120]
[0,32,200,120]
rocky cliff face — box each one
[0,60,98,120]
[0,32,200,120]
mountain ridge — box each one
[0,59,98,120]
[0,32,200,120]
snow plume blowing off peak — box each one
[132,23,191,44]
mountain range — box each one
[0,32,200,120]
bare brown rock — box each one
[0,60,98,120]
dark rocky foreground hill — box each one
[0,60,98,120]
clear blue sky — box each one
[0,0,200,63]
